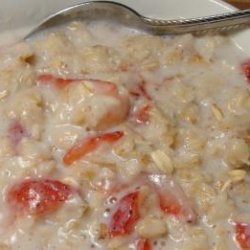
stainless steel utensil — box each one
[25,0,250,38]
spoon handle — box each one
[142,9,250,34]
[25,1,250,39]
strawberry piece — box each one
[37,74,78,88]
[148,174,197,223]
[37,73,118,91]
[136,238,152,250]
[109,191,140,237]
[63,131,124,165]
[37,74,129,129]
[8,120,27,145]
[235,223,250,250]
[133,104,150,124]
[241,60,250,83]
[159,193,182,215]
[7,179,73,215]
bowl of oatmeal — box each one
[0,0,249,250]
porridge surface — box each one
[0,21,249,250]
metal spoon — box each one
[25,1,250,39]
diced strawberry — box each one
[37,74,129,129]
[85,80,129,130]
[37,73,118,91]
[235,222,250,250]
[241,60,250,83]
[159,193,182,215]
[133,104,151,124]
[8,120,27,146]
[136,238,152,250]
[63,131,124,165]
[37,74,78,88]
[109,191,140,237]
[148,174,197,223]
[7,179,73,215]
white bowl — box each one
[0,0,249,52]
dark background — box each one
[226,0,250,9]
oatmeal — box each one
[0,21,249,250]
